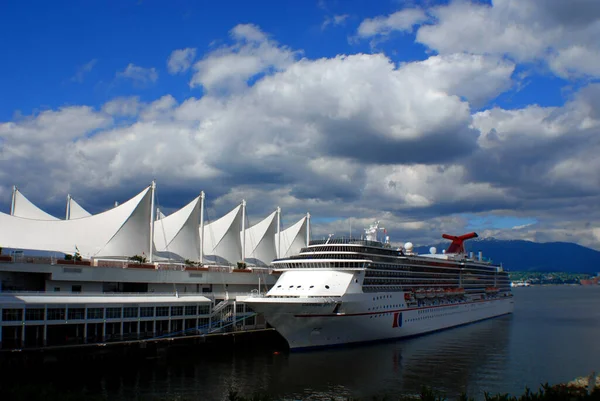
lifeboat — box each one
[415,289,426,299]
[427,289,436,298]
[435,288,445,298]
[455,288,465,296]
[485,287,499,294]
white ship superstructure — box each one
[245,222,514,350]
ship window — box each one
[297,286,301,288]
[310,285,314,288]
[289,285,294,288]
[277,285,282,288]
[325,285,330,289]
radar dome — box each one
[404,242,413,252]
[429,247,437,254]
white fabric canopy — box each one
[67,196,92,219]
[276,216,308,258]
[242,210,277,266]
[154,196,201,261]
[0,186,152,258]
[202,204,243,265]
[12,189,59,220]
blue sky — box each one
[1,0,600,248]
[1,0,569,118]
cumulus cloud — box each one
[2,23,600,249]
[357,8,428,38]
[116,63,158,85]
[167,47,197,74]
[400,54,515,109]
[189,24,300,92]
[414,0,600,78]
[469,84,600,212]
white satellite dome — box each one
[429,246,437,254]
[404,242,413,252]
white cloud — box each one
[167,47,197,74]
[322,14,349,30]
[357,8,428,38]
[400,54,515,108]
[116,63,158,85]
[189,24,300,92]
[414,0,600,78]
[3,24,600,250]
[102,97,142,117]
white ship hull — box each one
[247,293,514,350]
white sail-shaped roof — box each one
[202,204,243,265]
[242,210,277,266]
[276,216,308,258]
[12,189,60,220]
[0,186,152,258]
[67,196,92,219]
[154,196,201,261]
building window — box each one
[156,306,169,317]
[171,306,183,316]
[47,308,66,320]
[68,308,85,320]
[25,308,45,321]
[185,305,197,316]
[106,307,122,319]
[87,308,104,319]
[123,307,138,318]
[140,307,154,317]
[71,285,82,293]
[2,308,23,321]
[54,287,60,292]
[198,305,210,314]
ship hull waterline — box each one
[246,295,514,350]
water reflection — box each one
[5,287,600,401]
[266,316,513,400]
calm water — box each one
[6,286,600,400]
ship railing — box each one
[0,290,212,298]
[309,238,383,247]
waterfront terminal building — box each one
[0,182,309,350]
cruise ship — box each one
[245,222,514,350]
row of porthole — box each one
[372,295,393,301]
[418,306,460,314]
[275,284,330,289]
[369,313,391,318]
[407,311,463,322]
[368,304,405,311]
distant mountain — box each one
[414,238,600,273]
